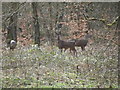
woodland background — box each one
[1,2,119,88]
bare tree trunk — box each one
[48,2,54,46]
[118,1,120,88]
[76,4,81,30]
[6,2,18,47]
[32,2,40,46]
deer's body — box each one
[57,35,77,56]
[58,40,75,51]
[74,33,92,51]
[75,39,88,51]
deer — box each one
[56,33,77,56]
[74,31,92,51]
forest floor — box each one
[1,43,118,88]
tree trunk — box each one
[48,2,54,46]
[6,2,18,47]
[32,2,40,46]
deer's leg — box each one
[70,48,72,53]
[75,49,77,57]
[64,48,67,52]
[70,48,74,54]
[74,48,77,57]
[81,46,85,51]
[71,48,77,57]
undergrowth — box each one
[1,44,118,88]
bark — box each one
[32,2,40,46]
[6,2,18,47]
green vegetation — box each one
[1,44,118,88]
